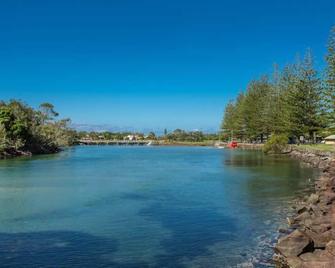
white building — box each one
[124,135,136,141]
[325,135,335,145]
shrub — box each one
[263,134,289,154]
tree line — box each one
[164,129,218,142]
[77,131,150,141]
[0,100,75,157]
[78,129,219,142]
[221,26,335,144]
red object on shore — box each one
[228,141,238,149]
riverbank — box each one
[0,148,31,159]
[0,146,60,160]
[274,146,335,267]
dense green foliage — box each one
[263,134,289,154]
[324,27,335,133]
[221,27,335,144]
[0,100,75,156]
[165,129,206,142]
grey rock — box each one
[275,230,313,257]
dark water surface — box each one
[0,146,318,267]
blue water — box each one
[0,146,318,267]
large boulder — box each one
[297,206,308,214]
[323,160,335,175]
[324,191,335,205]
[294,211,311,223]
[275,230,313,257]
[309,223,331,234]
[305,229,334,248]
[299,249,335,268]
[286,257,303,268]
[326,240,335,256]
[315,176,332,191]
[319,158,331,170]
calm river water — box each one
[0,146,318,267]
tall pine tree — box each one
[221,101,236,140]
[243,77,272,142]
[287,50,322,141]
[324,26,335,132]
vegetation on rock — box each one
[0,100,75,157]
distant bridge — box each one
[77,139,153,146]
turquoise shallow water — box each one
[0,146,318,267]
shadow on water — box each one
[223,150,286,167]
[140,204,237,268]
[223,150,318,198]
[0,230,147,268]
[0,148,74,169]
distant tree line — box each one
[221,26,335,144]
[77,131,149,141]
[77,129,219,142]
[0,100,75,157]
[164,129,218,142]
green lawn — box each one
[296,144,335,152]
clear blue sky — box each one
[1,0,335,131]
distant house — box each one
[124,135,137,141]
[324,135,335,145]
[82,135,91,141]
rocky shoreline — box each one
[0,146,61,160]
[274,147,335,267]
[0,148,32,159]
